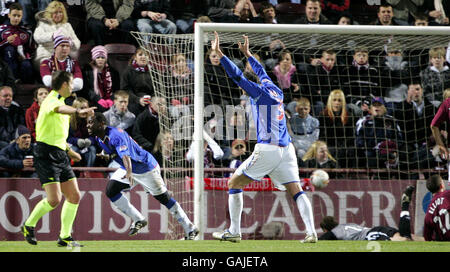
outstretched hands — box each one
[211,31,224,58]
[211,32,252,58]
[238,35,252,58]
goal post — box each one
[131,23,450,240]
[192,23,450,239]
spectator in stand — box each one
[33,1,80,71]
[204,48,238,107]
[356,97,403,170]
[0,0,16,25]
[40,34,83,105]
[132,0,177,35]
[423,0,450,26]
[0,85,25,149]
[287,97,320,159]
[306,49,341,114]
[320,0,351,24]
[380,44,418,103]
[293,0,332,24]
[233,0,259,23]
[151,130,174,166]
[103,90,135,133]
[300,140,339,178]
[336,12,354,25]
[0,58,16,89]
[255,1,278,24]
[394,82,436,176]
[0,3,35,83]
[132,96,166,153]
[271,49,300,102]
[25,86,48,142]
[206,0,236,22]
[386,0,423,24]
[0,125,35,177]
[185,129,224,177]
[18,0,51,28]
[222,138,248,178]
[85,0,135,45]
[67,97,96,167]
[121,47,153,116]
[81,45,119,112]
[413,13,428,26]
[370,3,409,25]
[318,89,356,168]
[170,0,206,33]
[341,46,381,109]
[420,47,450,106]
[169,52,193,105]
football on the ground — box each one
[311,169,330,189]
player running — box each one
[424,174,450,241]
[87,112,199,240]
[210,32,317,243]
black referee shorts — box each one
[366,226,399,241]
[34,142,76,187]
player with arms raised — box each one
[424,175,450,241]
[211,32,317,243]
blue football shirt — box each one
[220,55,291,146]
[96,126,158,174]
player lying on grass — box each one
[210,31,317,243]
[319,185,424,241]
[87,112,199,239]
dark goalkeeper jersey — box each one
[424,190,450,241]
[319,223,370,240]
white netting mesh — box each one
[131,26,450,239]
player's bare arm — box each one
[66,143,82,162]
[54,105,97,115]
[431,125,449,160]
[121,155,134,185]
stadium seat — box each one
[275,3,305,24]
[74,43,93,67]
[104,43,137,74]
[15,84,40,109]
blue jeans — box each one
[18,0,51,26]
[71,145,96,167]
[137,18,177,34]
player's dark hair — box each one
[320,216,338,232]
[51,70,72,90]
[94,112,107,125]
[426,174,442,194]
[9,2,23,11]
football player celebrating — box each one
[210,32,317,243]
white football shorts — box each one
[234,143,300,187]
[110,165,167,196]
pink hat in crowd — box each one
[53,34,71,49]
[91,45,108,60]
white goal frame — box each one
[193,23,450,239]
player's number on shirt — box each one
[433,209,450,234]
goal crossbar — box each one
[193,23,450,239]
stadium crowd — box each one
[0,0,449,179]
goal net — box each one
[132,24,450,240]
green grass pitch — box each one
[1,240,449,252]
